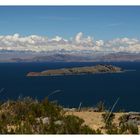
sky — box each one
[0,6,140,54]
[0,6,140,40]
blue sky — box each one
[0,6,140,40]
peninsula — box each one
[27,64,123,76]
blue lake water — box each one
[0,62,140,111]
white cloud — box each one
[75,32,83,43]
[105,38,140,53]
[95,40,104,47]
[0,32,140,54]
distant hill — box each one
[99,52,140,62]
[11,53,98,62]
[9,52,140,62]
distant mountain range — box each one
[99,52,140,62]
[6,52,140,62]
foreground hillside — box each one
[67,111,140,134]
[0,97,139,134]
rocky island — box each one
[27,64,123,76]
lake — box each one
[0,62,140,111]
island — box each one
[27,64,123,76]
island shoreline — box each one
[27,64,124,77]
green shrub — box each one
[102,112,119,134]
[102,113,139,134]
[0,97,98,134]
[118,114,139,134]
[59,115,99,134]
[80,125,96,134]
[63,115,85,134]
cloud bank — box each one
[0,32,140,54]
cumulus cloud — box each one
[0,32,140,54]
[105,38,140,53]
[75,32,83,43]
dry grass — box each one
[67,111,140,133]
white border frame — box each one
[0,1,140,140]
[0,0,140,5]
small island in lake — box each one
[27,64,123,76]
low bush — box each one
[119,114,139,134]
[102,112,118,134]
[0,97,99,134]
